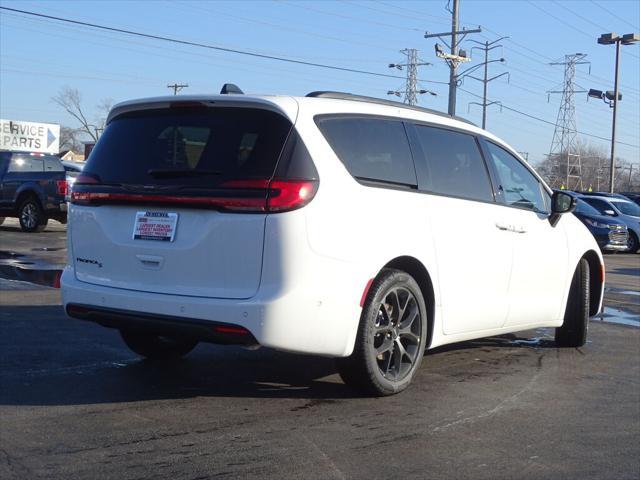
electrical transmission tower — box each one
[547,53,590,190]
[387,49,435,105]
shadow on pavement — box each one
[0,305,558,407]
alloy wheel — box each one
[372,287,422,381]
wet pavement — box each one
[0,219,639,479]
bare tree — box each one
[52,86,113,142]
[537,139,638,191]
[59,126,84,153]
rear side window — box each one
[316,117,417,187]
[85,107,293,187]
[581,198,611,214]
[412,125,494,202]
[7,154,44,173]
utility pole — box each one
[425,0,481,115]
[596,32,639,193]
[547,53,590,189]
[167,83,189,95]
[387,49,435,105]
[463,37,509,129]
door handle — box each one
[513,226,527,234]
[495,222,510,231]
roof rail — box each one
[305,91,476,126]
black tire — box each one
[555,258,590,348]
[18,197,48,232]
[627,232,639,254]
[336,268,428,396]
[120,330,198,360]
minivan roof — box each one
[106,92,520,164]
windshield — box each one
[612,200,640,217]
[85,107,292,188]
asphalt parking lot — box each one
[1,219,639,480]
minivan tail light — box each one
[221,178,318,212]
[70,179,318,213]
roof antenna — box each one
[220,83,244,94]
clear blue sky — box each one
[1,0,638,166]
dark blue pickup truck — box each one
[0,150,68,232]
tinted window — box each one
[575,198,603,216]
[8,154,44,173]
[485,142,547,213]
[412,125,493,202]
[317,117,417,186]
[85,107,293,187]
[582,198,611,215]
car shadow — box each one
[0,305,558,406]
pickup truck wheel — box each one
[555,258,590,347]
[18,198,48,232]
[120,330,198,360]
[336,269,427,396]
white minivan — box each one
[62,89,604,395]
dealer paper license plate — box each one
[133,211,178,242]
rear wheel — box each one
[555,258,590,347]
[120,330,198,360]
[336,269,427,396]
[18,197,48,232]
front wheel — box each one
[555,258,590,347]
[627,232,639,254]
[120,330,198,360]
[18,197,48,232]
[336,269,428,396]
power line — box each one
[0,6,444,85]
[589,0,640,31]
[458,87,639,149]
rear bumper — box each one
[66,303,257,345]
[61,256,364,357]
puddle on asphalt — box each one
[0,250,63,288]
[605,288,640,297]
[597,307,640,328]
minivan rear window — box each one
[316,116,417,187]
[84,107,292,188]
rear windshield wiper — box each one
[148,169,222,178]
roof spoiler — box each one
[220,83,244,95]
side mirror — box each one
[604,209,616,216]
[549,191,576,227]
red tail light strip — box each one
[71,179,318,213]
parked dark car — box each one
[580,195,640,253]
[620,192,640,206]
[0,151,67,232]
[571,196,629,253]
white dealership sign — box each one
[0,119,60,154]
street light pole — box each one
[608,40,621,193]
[597,32,639,193]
